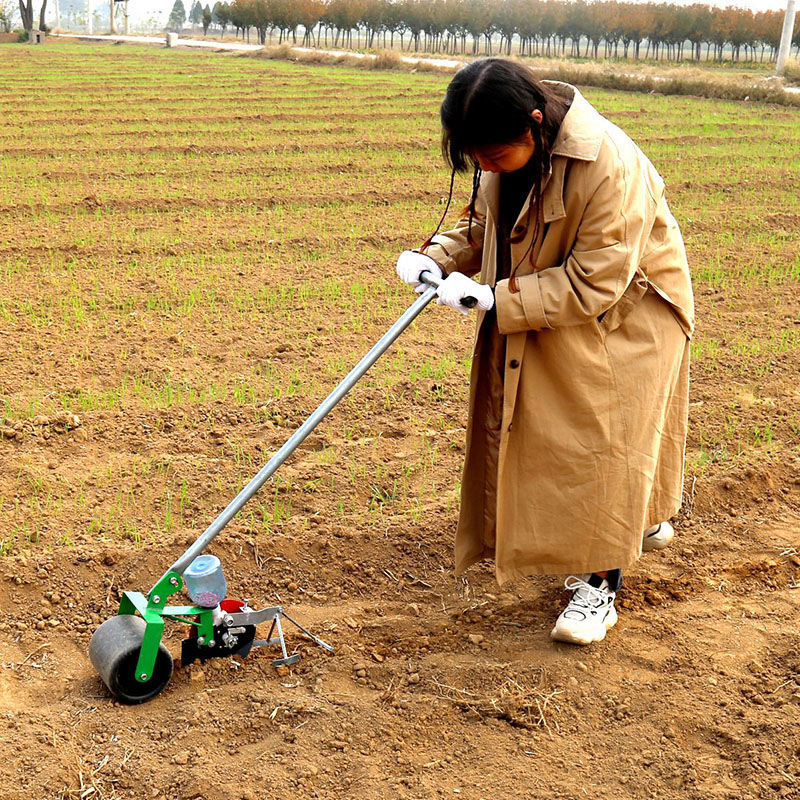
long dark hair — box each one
[425,58,569,259]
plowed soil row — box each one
[0,40,798,800]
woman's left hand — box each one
[436,272,495,315]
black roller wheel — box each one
[89,615,174,704]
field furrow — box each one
[0,40,798,800]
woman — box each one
[396,59,694,646]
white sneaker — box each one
[642,521,675,552]
[550,573,618,645]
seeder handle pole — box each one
[153,272,447,591]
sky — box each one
[49,0,793,31]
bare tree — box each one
[18,0,47,32]
[0,0,18,31]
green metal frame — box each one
[116,570,214,682]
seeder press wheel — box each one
[89,615,173,704]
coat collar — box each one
[545,82,608,162]
[541,83,609,222]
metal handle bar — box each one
[152,272,461,591]
[152,270,481,592]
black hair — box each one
[425,58,569,257]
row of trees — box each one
[169,0,214,32]
[192,0,800,62]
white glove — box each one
[396,250,443,293]
[436,272,495,315]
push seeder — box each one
[89,272,476,703]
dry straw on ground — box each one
[535,60,800,105]
[255,45,800,105]
[430,668,564,731]
[259,44,442,72]
[782,59,800,86]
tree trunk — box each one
[19,0,33,30]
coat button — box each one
[513,225,525,235]
[509,359,519,369]
[507,423,513,432]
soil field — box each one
[1,40,799,800]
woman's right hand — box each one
[396,250,443,293]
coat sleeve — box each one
[419,181,487,278]
[495,137,660,334]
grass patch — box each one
[0,41,797,554]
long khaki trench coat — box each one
[421,83,695,584]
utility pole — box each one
[109,0,116,33]
[88,0,93,33]
[776,0,797,75]
[124,0,129,34]
[54,0,60,29]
